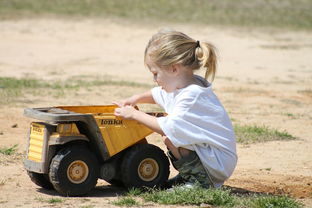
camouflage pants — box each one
[167,150,213,188]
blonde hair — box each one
[144,29,217,81]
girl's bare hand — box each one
[113,95,138,107]
[114,105,137,119]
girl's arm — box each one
[114,105,164,135]
[115,90,155,106]
[133,90,156,104]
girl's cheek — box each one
[155,77,160,84]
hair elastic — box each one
[196,40,200,48]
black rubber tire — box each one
[121,143,170,188]
[49,146,99,196]
[27,171,54,189]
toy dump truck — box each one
[23,105,169,196]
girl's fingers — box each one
[112,101,122,107]
[114,107,121,116]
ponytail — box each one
[195,42,217,81]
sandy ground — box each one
[0,18,311,207]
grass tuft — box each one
[248,195,303,208]
[0,77,47,89]
[127,188,142,196]
[123,186,303,208]
[0,144,18,155]
[47,198,64,204]
[36,197,64,204]
[234,125,296,144]
[112,196,140,207]
[140,186,235,206]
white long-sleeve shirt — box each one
[151,76,237,187]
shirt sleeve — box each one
[151,87,166,109]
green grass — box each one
[283,113,300,119]
[234,125,296,144]
[121,186,303,208]
[71,78,151,88]
[46,198,64,204]
[0,76,151,103]
[0,76,150,90]
[35,197,64,204]
[0,0,311,30]
[0,77,48,98]
[0,144,18,155]
[0,77,48,89]
[112,196,140,207]
[248,195,303,208]
[141,186,235,206]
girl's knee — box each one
[163,138,182,160]
[163,138,177,152]
[163,137,173,147]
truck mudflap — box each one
[24,159,46,173]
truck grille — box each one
[27,123,45,162]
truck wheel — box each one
[27,171,53,189]
[121,143,170,188]
[49,146,99,196]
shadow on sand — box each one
[224,185,268,196]
[36,184,127,197]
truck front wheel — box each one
[49,145,99,196]
[121,143,170,188]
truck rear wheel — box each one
[121,143,170,188]
[49,146,99,196]
[27,171,53,189]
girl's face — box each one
[145,57,178,92]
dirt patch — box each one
[227,174,312,198]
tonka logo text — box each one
[32,125,43,133]
[101,119,123,125]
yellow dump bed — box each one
[24,105,164,159]
[57,105,154,156]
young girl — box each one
[114,29,237,188]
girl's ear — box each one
[170,64,180,75]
